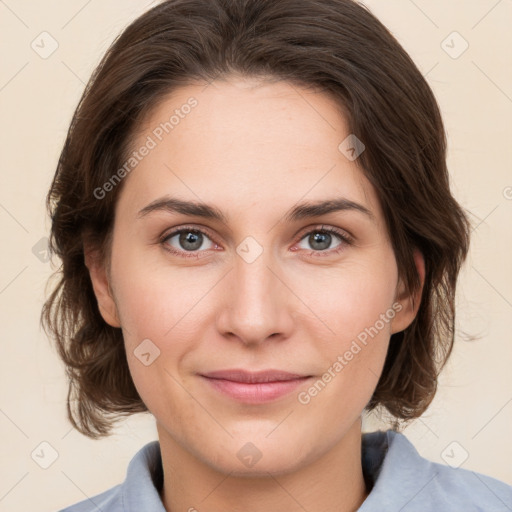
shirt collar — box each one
[121,440,166,511]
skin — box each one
[86,76,424,512]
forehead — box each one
[118,77,380,224]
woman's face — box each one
[89,77,421,475]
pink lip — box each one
[199,369,312,403]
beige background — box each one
[0,1,511,511]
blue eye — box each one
[298,229,344,251]
[161,227,216,258]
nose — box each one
[215,246,296,346]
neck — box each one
[158,417,369,512]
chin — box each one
[202,436,311,477]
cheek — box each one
[110,241,216,342]
[115,262,205,419]
[294,253,398,344]
[292,254,398,407]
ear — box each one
[84,245,121,328]
[390,248,425,335]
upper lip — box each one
[200,369,310,383]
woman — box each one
[43,0,512,510]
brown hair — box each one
[42,0,471,437]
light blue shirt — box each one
[59,429,512,511]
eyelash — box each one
[159,224,354,259]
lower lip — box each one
[201,376,311,403]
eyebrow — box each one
[137,196,375,223]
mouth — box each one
[198,369,313,403]
[200,369,310,383]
